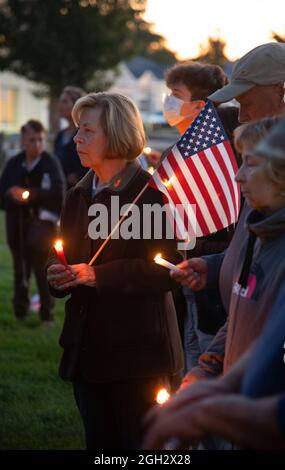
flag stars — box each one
[177,102,228,154]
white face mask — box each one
[163,95,185,126]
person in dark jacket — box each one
[54,86,88,188]
[0,119,65,324]
[46,92,184,450]
[161,61,240,371]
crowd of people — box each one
[1,41,285,450]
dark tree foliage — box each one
[0,0,175,97]
[194,37,229,67]
[272,31,285,43]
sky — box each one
[144,0,285,60]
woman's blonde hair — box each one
[234,117,285,185]
[72,92,146,161]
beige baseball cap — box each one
[208,43,285,103]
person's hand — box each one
[144,393,285,450]
[7,186,28,203]
[143,379,231,449]
[143,396,213,450]
[170,258,208,290]
[47,263,75,290]
[51,263,96,290]
[146,149,161,166]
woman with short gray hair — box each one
[47,92,184,450]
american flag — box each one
[149,100,240,240]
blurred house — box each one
[109,56,170,124]
[0,71,49,133]
[0,71,49,162]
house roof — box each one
[126,56,168,80]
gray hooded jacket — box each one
[191,204,285,379]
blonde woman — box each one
[47,92,184,450]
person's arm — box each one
[202,251,225,289]
[181,318,229,385]
[143,393,285,450]
[56,236,183,297]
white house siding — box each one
[0,71,49,133]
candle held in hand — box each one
[143,146,152,155]
[53,240,68,268]
[156,388,170,405]
[154,253,180,272]
[22,190,30,200]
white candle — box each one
[154,253,180,272]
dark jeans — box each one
[73,376,170,450]
[10,245,54,321]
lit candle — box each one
[162,178,172,188]
[22,190,30,200]
[156,387,181,450]
[154,253,180,272]
[156,388,170,405]
[144,146,152,155]
[53,239,68,268]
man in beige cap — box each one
[209,42,285,123]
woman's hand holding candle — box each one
[47,264,75,290]
[47,263,96,291]
[8,186,29,202]
[170,258,208,290]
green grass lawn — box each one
[0,212,84,449]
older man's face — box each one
[236,84,285,123]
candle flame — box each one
[22,190,30,200]
[148,166,155,175]
[163,178,171,188]
[156,388,170,405]
[154,253,162,263]
[54,239,63,251]
[144,146,152,155]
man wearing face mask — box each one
[161,61,240,372]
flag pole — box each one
[88,182,149,266]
